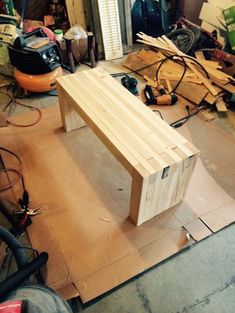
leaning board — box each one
[56,68,199,225]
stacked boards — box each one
[124,33,235,112]
[57,68,198,225]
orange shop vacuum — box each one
[8,28,63,93]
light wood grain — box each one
[57,68,198,225]
[216,97,228,112]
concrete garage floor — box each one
[1,60,235,313]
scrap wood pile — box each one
[123,32,235,113]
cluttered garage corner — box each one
[0,0,235,312]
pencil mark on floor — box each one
[136,280,153,313]
[174,275,235,313]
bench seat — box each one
[56,68,199,226]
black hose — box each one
[0,252,49,299]
[0,226,28,269]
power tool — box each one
[121,75,139,95]
[144,84,178,106]
[204,49,235,78]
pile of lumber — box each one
[123,32,235,112]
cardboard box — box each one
[223,5,235,25]
[227,23,235,49]
[1,105,235,303]
[223,6,235,49]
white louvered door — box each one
[97,0,123,60]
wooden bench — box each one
[56,68,199,226]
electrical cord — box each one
[170,105,190,128]
[170,105,206,128]
[181,55,210,78]
[155,54,209,95]
[156,55,188,94]
[8,101,42,127]
[0,147,25,192]
[111,55,208,128]
[0,168,23,191]
[112,51,209,84]
[0,90,42,127]
[152,109,164,120]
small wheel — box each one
[190,27,201,41]
[166,29,196,54]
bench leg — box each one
[129,167,154,226]
[57,86,86,132]
[130,165,162,226]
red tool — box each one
[210,49,235,77]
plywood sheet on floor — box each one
[1,105,235,303]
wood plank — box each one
[57,83,140,175]
[195,50,205,61]
[159,74,202,84]
[185,62,218,96]
[204,92,217,105]
[82,71,169,156]
[130,165,151,225]
[208,0,234,10]
[214,81,235,94]
[64,77,160,174]
[215,97,228,112]
[75,72,171,171]
[199,3,226,30]
[135,33,232,91]
[57,86,87,132]
[167,81,208,105]
[165,79,172,93]
[204,85,223,105]
[65,0,87,29]
[88,70,189,148]
[82,70,191,166]
[160,35,219,96]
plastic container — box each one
[54,29,63,42]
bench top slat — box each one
[57,81,160,175]
[57,69,195,174]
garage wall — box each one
[181,0,205,24]
[13,0,48,20]
[13,0,205,28]
[13,0,87,29]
